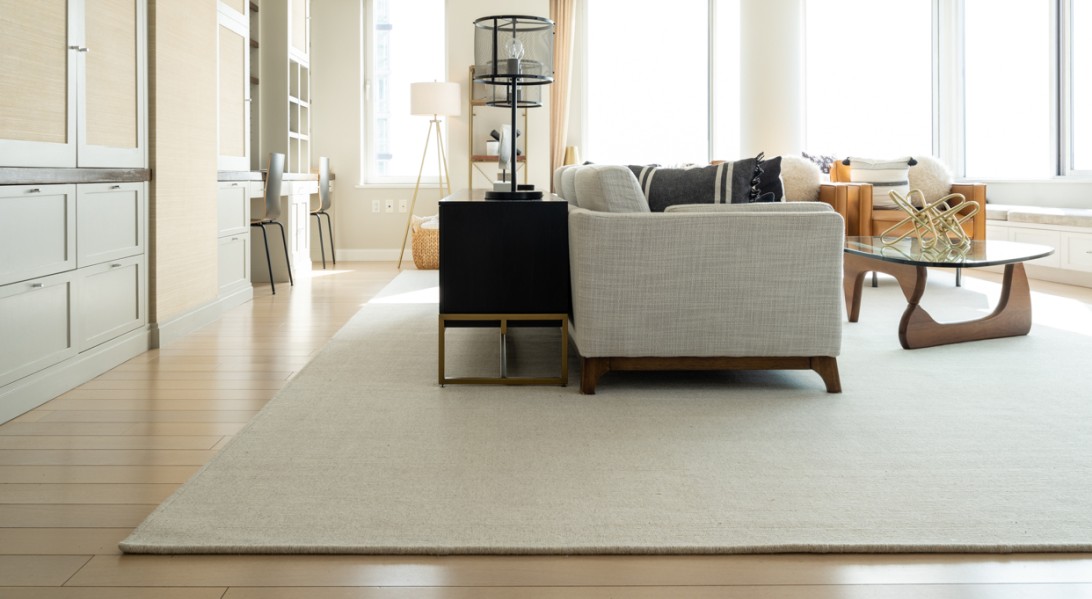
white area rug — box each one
[121,270,1092,554]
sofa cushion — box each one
[626,154,781,211]
[845,156,914,209]
[574,165,650,213]
[1007,206,1092,228]
[560,165,581,205]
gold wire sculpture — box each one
[880,189,980,251]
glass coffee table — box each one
[844,236,1054,349]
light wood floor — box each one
[1,263,1091,598]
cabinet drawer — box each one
[0,272,77,388]
[1010,228,1062,268]
[218,233,251,292]
[76,256,146,351]
[0,184,76,286]
[218,182,250,236]
[1062,233,1092,272]
[986,223,1011,241]
[77,183,145,267]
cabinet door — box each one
[1011,228,1062,268]
[0,0,78,167]
[218,234,251,293]
[76,182,145,267]
[0,184,77,286]
[78,0,146,167]
[0,271,77,388]
[218,182,251,236]
[76,255,145,351]
[289,0,308,60]
[218,7,251,171]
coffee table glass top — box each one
[845,236,1054,268]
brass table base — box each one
[438,313,569,386]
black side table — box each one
[438,195,571,385]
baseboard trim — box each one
[0,327,152,424]
[335,249,403,262]
[152,285,254,348]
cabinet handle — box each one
[30,283,43,289]
[110,185,121,189]
[68,45,89,52]
[231,237,240,241]
[27,188,41,193]
[110,263,122,268]
[231,182,239,186]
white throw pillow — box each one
[908,155,955,203]
[780,155,822,202]
[846,157,914,209]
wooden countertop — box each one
[0,167,152,185]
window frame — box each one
[359,0,446,186]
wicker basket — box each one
[411,215,439,270]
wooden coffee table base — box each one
[844,253,1033,349]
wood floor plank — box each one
[0,588,226,599]
[54,389,275,401]
[0,422,246,437]
[0,483,178,504]
[0,527,131,554]
[93,370,293,382]
[41,400,269,412]
[0,504,155,528]
[0,449,218,466]
[0,465,200,484]
[35,411,259,424]
[74,380,287,391]
[0,436,222,450]
[0,556,90,586]
[63,554,1092,588]
[221,585,1092,599]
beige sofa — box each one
[557,164,846,394]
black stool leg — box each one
[253,222,276,295]
[323,211,336,265]
[272,220,294,286]
[311,212,326,269]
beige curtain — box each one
[550,0,576,190]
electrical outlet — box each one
[398,199,408,213]
[371,200,380,213]
[384,199,394,213]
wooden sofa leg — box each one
[580,358,609,395]
[811,357,842,393]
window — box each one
[362,0,445,184]
[1069,0,1092,172]
[585,0,710,165]
[804,0,933,158]
[963,0,1053,179]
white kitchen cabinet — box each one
[0,184,76,285]
[76,182,144,267]
[76,255,145,351]
[0,271,77,388]
[0,0,147,168]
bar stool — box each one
[251,152,293,294]
[310,156,336,268]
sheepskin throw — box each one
[908,155,956,203]
[781,155,822,202]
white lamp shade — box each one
[410,82,461,116]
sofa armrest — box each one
[819,182,872,236]
[567,207,845,359]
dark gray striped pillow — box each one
[626,155,780,212]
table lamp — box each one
[473,15,554,200]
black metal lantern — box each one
[473,15,554,199]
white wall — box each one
[310,0,550,260]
